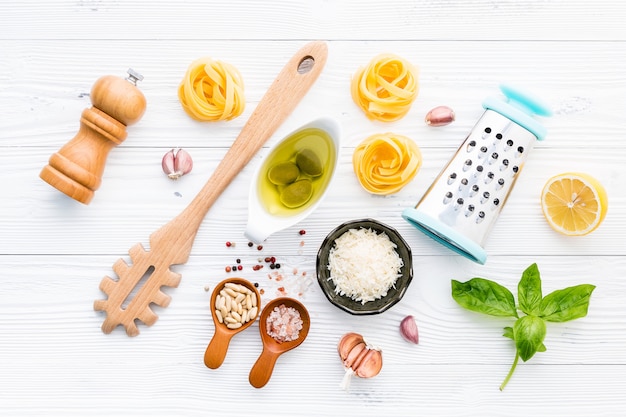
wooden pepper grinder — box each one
[40,69,147,204]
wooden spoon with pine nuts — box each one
[205,278,261,369]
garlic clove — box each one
[173,148,193,176]
[338,332,365,362]
[425,105,455,127]
[350,342,372,370]
[353,348,383,378]
[400,315,419,344]
[162,149,176,176]
[162,148,193,180]
[343,341,367,369]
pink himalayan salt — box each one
[266,304,303,342]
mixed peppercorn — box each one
[223,230,305,273]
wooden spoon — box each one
[249,297,310,388]
[93,41,328,336]
[204,278,261,369]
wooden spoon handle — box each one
[249,348,280,388]
[149,41,328,262]
[204,329,234,369]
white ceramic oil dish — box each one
[244,117,341,243]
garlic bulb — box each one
[337,332,383,390]
[162,148,193,180]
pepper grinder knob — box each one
[40,69,147,204]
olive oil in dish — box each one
[258,127,336,216]
[244,117,341,244]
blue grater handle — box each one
[483,83,552,141]
[402,208,487,264]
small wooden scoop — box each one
[94,41,328,336]
[249,297,310,388]
[204,278,261,369]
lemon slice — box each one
[541,172,608,236]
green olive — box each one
[296,148,323,177]
[279,179,313,208]
[268,161,300,185]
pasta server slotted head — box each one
[402,84,551,264]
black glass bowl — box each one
[316,218,413,315]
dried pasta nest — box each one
[178,57,246,121]
[353,132,422,195]
[350,53,419,122]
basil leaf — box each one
[504,326,547,352]
[503,326,514,340]
[451,278,518,318]
[539,284,596,322]
[518,263,542,316]
[513,315,547,362]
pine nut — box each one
[248,306,258,320]
[216,295,225,310]
[226,282,247,293]
[224,288,238,298]
[227,322,242,329]
[216,309,223,324]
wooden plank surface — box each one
[1,0,624,41]
[0,1,624,416]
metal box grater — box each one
[402,84,551,264]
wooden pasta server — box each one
[93,41,329,336]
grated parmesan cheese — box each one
[327,227,403,304]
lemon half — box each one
[541,172,608,236]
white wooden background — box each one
[1,1,625,416]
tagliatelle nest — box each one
[353,132,422,195]
[178,57,245,121]
[350,53,419,122]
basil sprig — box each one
[451,263,595,390]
